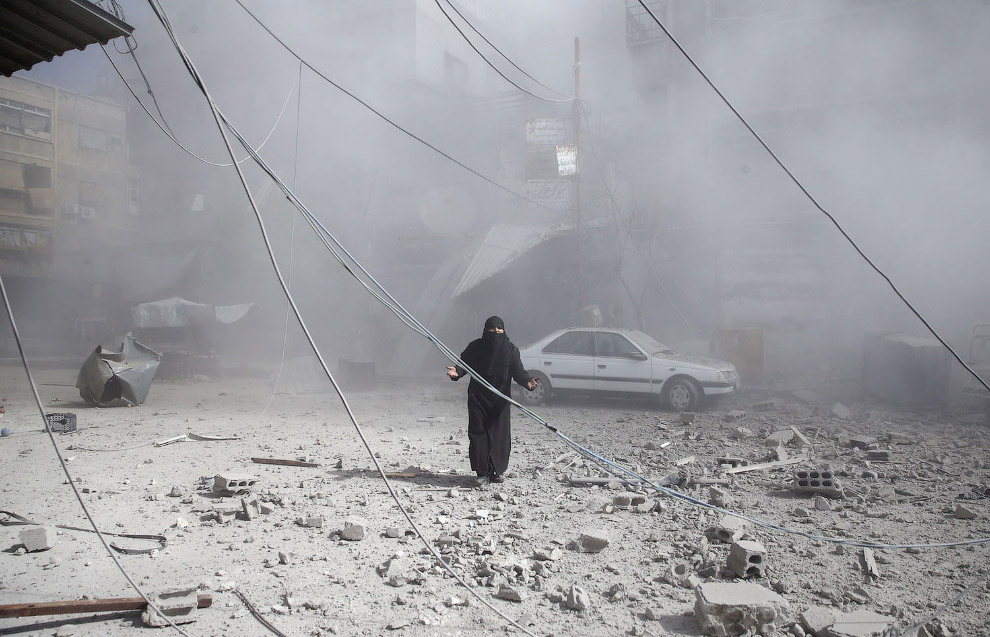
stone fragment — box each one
[814,496,832,511]
[765,430,794,447]
[823,609,894,637]
[865,450,889,461]
[20,526,57,552]
[168,485,185,497]
[385,527,403,538]
[494,584,527,602]
[576,529,609,553]
[341,516,368,541]
[859,548,880,581]
[694,582,789,636]
[954,504,977,520]
[533,546,562,561]
[727,540,766,578]
[566,584,590,611]
[800,606,837,636]
[296,515,323,528]
[241,498,259,520]
[724,410,747,422]
[141,587,200,627]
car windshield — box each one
[628,330,672,355]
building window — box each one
[79,125,109,151]
[0,97,52,137]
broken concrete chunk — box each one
[694,582,789,636]
[953,504,977,520]
[727,540,767,579]
[865,450,889,461]
[823,609,894,637]
[141,587,200,627]
[724,410,747,422]
[566,584,590,611]
[341,516,368,541]
[576,529,609,553]
[533,546,562,561]
[20,526,57,552]
[705,514,750,544]
[494,584,527,602]
[848,436,877,450]
[886,432,914,445]
[764,430,794,447]
[679,411,695,424]
[212,474,257,494]
[858,548,880,581]
[800,606,838,636]
[296,515,324,528]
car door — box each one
[593,331,653,394]
[538,330,596,391]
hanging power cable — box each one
[634,0,990,395]
[432,0,573,103]
[102,44,296,168]
[232,0,571,220]
[440,0,576,100]
[144,2,536,633]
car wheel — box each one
[521,372,550,405]
[664,377,700,411]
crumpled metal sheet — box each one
[76,333,161,407]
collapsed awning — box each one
[450,223,570,299]
[131,297,254,328]
[0,0,134,77]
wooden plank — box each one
[384,472,416,478]
[250,457,319,468]
[0,594,212,618]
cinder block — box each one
[141,587,200,627]
[213,474,257,493]
[793,469,844,498]
[727,540,766,579]
[20,526,57,552]
[694,582,789,636]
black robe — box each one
[453,335,531,477]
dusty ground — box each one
[0,362,988,637]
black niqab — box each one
[481,316,511,381]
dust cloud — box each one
[12,0,990,393]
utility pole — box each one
[573,36,585,312]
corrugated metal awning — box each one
[451,223,570,299]
[0,0,134,77]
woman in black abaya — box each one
[446,316,538,485]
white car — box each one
[517,328,739,411]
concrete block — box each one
[341,516,368,541]
[576,529,609,553]
[865,450,889,461]
[212,474,257,493]
[706,514,750,544]
[799,607,837,636]
[20,526,57,552]
[793,469,844,498]
[694,582,789,636]
[681,412,696,424]
[727,540,766,578]
[141,587,200,627]
[823,609,894,637]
